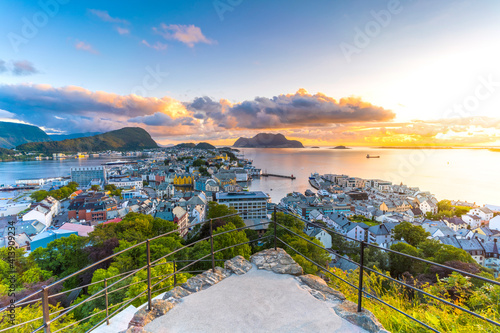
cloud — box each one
[141,40,168,51]
[128,112,192,126]
[0,83,189,134]
[75,41,99,54]
[1,83,498,146]
[0,60,6,73]
[115,27,130,35]
[188,89,396,129]
[88,9,129,24]
[12,60,39,76]
[153,24,215,47]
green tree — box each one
[104,184,117,191]
[213,222,251,261]
[30,234,89,285]
[91,185,101,191]
[418,238,443,260]
[437,200,452,212]
[392,222,430,247]
[389,242,424,277]
[30,190,49,202]
[434,245,475,264]
[192,159,206,167]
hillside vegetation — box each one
[0,121,51,149]
[17,127,158,153]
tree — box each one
[392,222,430,247]
[434,245,475,264]
[192,159,206,167]
[91,185,101,191]
[418,238,443,260]
[199,166,209,176]
[213,222,251,261]
[438,200,452,212]
[30,234,89,286]
[104,184,117,191]
[143,181,149,187]
[30,190,49,202]
[196,202,246,240]
[389,242,424,277]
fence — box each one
[1,206,499,332]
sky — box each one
[0,0,499,147]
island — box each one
[233,133,304,148]
[330,146,350,149]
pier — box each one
[0,186,36,191]
[261,173,296,180]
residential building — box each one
[71,166,107,186]
[108,177,143,189]
[216,191,269,220]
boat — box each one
[366,154,380,159]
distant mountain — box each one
[330,146,350,149]
[233,133,304,148]
[50,132,102,141]
[0,121,51,149]
[17,127,158,153]
[173,142,216,149]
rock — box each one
[225,255,252,275]
[298,275,346,301]
[181,267,230,292]
[162,286,191,300]
[128,299,175,328]
[123,327,150,333]
[250,248,303,276]
[332,301,390,333]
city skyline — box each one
[1,0,499,147]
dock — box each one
[261,173,296,180]
[0,186,36,191]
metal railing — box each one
[273,206,500,332]
[1,206,499,333]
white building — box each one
[420,200,438,215]
[107,178,143,189]
[489,215,500,232]
[469,207,494,223]
[462,214,482,228]
[22,196,60,227]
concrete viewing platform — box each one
[110,249,388,333]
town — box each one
[1,146,499,281]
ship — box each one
[366,154,380,158]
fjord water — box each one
[242,147,500,205]
[0,148,498,205]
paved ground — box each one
[145,266,366,333]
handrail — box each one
[3,206,500,333]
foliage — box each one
[327,266,500,333]
[192,159,206,167]
[91,185,101,191]
[30,234,89,287]
[198,166,209,176]
[388,242,424,277]
[213,222,251,261]
[17,127,158,153]
[392,222,430,247]
[0,302,77,333]
[30,190,49,202]
[195,202,245,240]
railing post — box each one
[104,278,109,325]
[210,219,215,272]
[146,239,152,311]
[357,240,365,313]
[41,286,51,333]
[173,260,177,286]
[273,206,277,250]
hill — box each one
[17,127,158,153]
[173,142,216,149]
[49,132,102,141]
[233,133,304,148]
[0,121,51,149]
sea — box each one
[0,148,499,205]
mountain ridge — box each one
[233,133,304,148]
[17,127,158,153]
[0,121,52,149]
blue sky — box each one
[0,0,499,146]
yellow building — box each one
[173,174,194,186]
